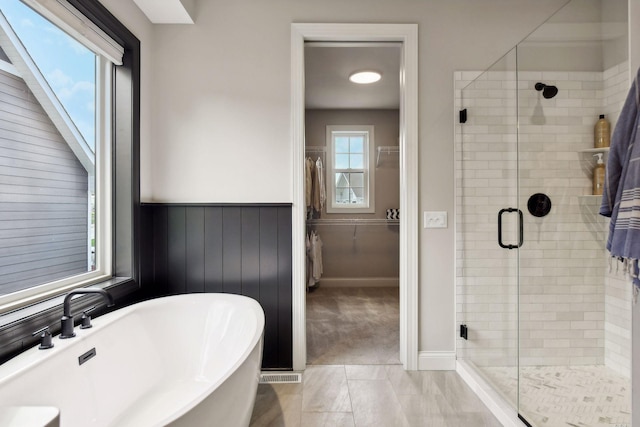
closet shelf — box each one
[376,146,399,166]
[307,218,399,226]
[305,146,326,153]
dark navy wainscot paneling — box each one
[140,203,293,370]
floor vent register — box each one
[259,373,302,384]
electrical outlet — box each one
[424,211,447,228]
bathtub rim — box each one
[0,293,265,426]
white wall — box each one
[98,0,572,357]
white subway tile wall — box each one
[454,62,632,377]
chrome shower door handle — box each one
[498,208,523,250]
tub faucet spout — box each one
[60,288,114,339]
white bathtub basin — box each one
[0,293,265,427]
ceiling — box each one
[132,0,196,24]
[305,44,401,110]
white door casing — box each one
[290,23,419,370]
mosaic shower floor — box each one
[481,365,630,427]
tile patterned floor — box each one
[306,287,400,365]
[250,365,503,427]
[482,365,631,427]
[250,288,500,426]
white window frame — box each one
[326,125,375,213]
[0,11,114,313]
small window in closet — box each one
[326,125,375,213]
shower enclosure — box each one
[455,1,631,426]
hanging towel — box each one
[600,66,640,293]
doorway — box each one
[290,23,419,371]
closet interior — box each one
[304,42,402,365]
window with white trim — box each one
[0,0,122,308]
[326,125,375,213]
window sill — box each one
[0,277,139,364]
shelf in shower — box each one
[578,147,610,153]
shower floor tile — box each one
[481,365,631,427]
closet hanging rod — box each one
[307,219,399,226]
[305,146,326,152]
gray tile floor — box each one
[249,287,501,426]
[250,365,502,427]
[306,287,400,365]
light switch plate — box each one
[424,211,447,228]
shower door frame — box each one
[456,47,524,424]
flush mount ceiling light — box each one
[349,70,382,84]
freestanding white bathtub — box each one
[0,293,265,427]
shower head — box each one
[535,82,558,99]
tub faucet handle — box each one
[80,306,96,329]
[32,326,54,350]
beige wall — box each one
[305,109,400,219]
[99,0,570,356]
[306,109,400,282]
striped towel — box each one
[600,67,640,294]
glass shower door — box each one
[457,47,521,410]
[514,1,631,424]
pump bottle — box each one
[593,153,605,195]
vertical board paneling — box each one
[153,206,169,295]
[139,206,155,296]
[141,204,292,369]
[242,208,261,301]
[185,207,205,293]
[277,206,293,368]
[259,207,280,368]
[167,207,186,294]
[222,207,242,295]
[204,207,223,293]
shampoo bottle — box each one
[594,114,610,148]
[593,153,605,195]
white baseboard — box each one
[418,351,456,370]
[318,277,399,288]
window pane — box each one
[350,137,364,153]
[351,187,364,204]
[335,172,349,188]
[335,154,349,169]
[350,154,364,169]
[0,1,98,296]
[1,0,96,148]
[335,187,350,204]
[335,136,349,153]
[350,173,364,187]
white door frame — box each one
[290,23,419,371]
